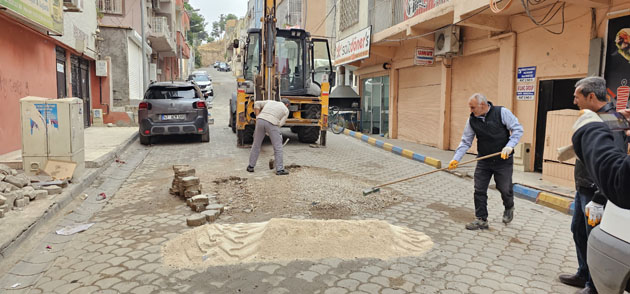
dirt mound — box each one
[162,218,433,268]
[209,166,406,221]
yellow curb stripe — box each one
[367,137,377,145]
[354,132,363,139]
[424,157,442,169]
[382,143,394,151]
[536,192,572,213]
[401,149,414,159]
[343,129,351,135]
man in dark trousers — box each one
[571,108,630,293]
[448,93,524,230]
[558,77,627,294]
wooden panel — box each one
[449,50,500,153]
[543,109,579,164]
[397,65,442,146]
[543,160,576,188]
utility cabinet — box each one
[20,97,85,179]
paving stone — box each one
[0,194,5,205]
[347,272,371,283]
[357,283,382,294]
[201,209,220,222]
[43,185,62,195]
[296,270,319,282]
[324,287,349,294]
[336,278,360,291]
[14,197,28,208]
[186,213,207,226]
[112,281,140,293]
[205,203,224,213]
[95,277,122,289]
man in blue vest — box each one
[448,93,524,230]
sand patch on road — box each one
[162,218,433,268]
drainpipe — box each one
[141,0,148,91]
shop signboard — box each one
[414,47,434,66]
[516,66,536,101]
[334,26,371,66]
[604,15,630,111]
[0,0,64,34]
[404,0,450,21]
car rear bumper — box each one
[139,117,207,136]
[587,226,630,293]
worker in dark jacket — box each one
[559,77,627,294]
[572,108,630,209]
[448,93,523,230]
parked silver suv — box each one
[138,81,209,145]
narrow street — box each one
[0,68,581,294]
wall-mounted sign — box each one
[96,60,108,77]
[0,0,64,34]
[414,47,434,66]
[604,15,630,111]
[334,26,371,66]
[56,63,64,73]
[404,0,450,21]
[516,66,536,101]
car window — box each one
[192,75,210,82]
[146,86,198,99]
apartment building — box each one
[335,0,630,175]
[98,0,191,112]
[0,0,108,155]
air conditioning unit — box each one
[63,0,83,12]
[434,26,460,57]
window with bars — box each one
[98,0,123,15]
[339,0,359,31]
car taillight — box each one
[139,102,151,110]
[144,130,150,135]
[193,101,206,109]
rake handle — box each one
[374,152,502,189]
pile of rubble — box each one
[169,165,224,227]
[0,164,63,218]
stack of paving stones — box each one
[0,164,51,218]
[169,165,224,227]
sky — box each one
[188,0,249,36]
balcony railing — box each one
[150,16,172,40]
[98,0,123,15]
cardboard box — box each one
[542,160,575,188]
[543,109,579,165]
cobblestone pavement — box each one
[1,69,581,293]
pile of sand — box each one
[162,218,433,268]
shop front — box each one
[361,76,390,136]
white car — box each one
[187,74,213,98]
[587,202,630,293]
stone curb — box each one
[0,135,139,263]
[339,129,575,216]
[85,132,140,168]
[342,129,442,169]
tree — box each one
[185,3,208,45]
[207,37,215,43]
[210,13,238,39]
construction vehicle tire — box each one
[237,125,255,145]
[290,126,299,133]
[298,126,319,143]
[231,112,236,133]
[298,104,321,143]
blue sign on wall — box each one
[517,66,537,82]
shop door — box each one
[55,47,67,98]
[361,76,389,135]
[534,79,580,171]
[71,56,91,127]
[397,65,441,146]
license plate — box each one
[161,114,186,120]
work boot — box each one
[503,206,515,224]
[246,165,254,173]
[465,218,489,230]
[558,274,587,288]
[276,169,289,175]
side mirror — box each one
[233,39,239,49]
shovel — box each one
[269,138,290,170]
[363,152,502,196]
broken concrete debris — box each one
[170,165,225,226]
[0,164,53,218]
